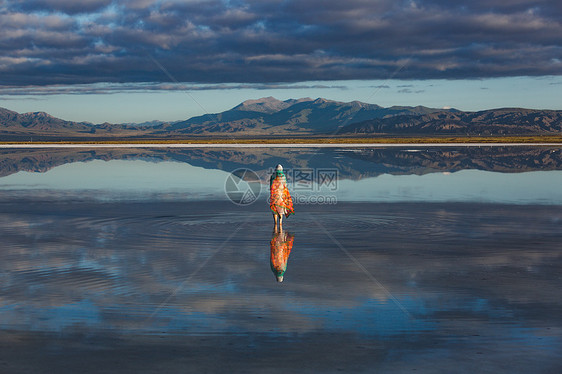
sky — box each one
[1,0,561,123]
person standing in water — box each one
[269,164,294,231]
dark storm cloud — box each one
[1,0,561,88]
[0,82,347,95]
[15,0,113,14]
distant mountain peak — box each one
[240,96,281,105]
[232,96,291,114]
[312,97,331,104]
[24,111,55,118]
[284,97,313,105]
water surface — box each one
[0,146,560,373]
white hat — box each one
[275,164,283,171]
[276,275,284,282]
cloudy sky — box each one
[1,0,561,123]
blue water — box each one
[0,147,560,373]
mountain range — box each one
[338,108,562,136]
[0,107,150,140]
[1,97,561,139]
[1,147,561,181]
[162,97,454,136]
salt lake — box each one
[0,146,560,373]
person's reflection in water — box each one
[270,227,294,283]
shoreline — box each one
[1,135,561,148]
[0,142,561,148]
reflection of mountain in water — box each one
[0,147,561,180]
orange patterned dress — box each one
[269,171,294,217]
[270,231,295,279]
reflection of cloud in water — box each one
[0,148,560,371]
[0,199,561,374]
[0,201,559,332]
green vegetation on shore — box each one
[1,135,562,145]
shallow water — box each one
[0,147,561,373]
